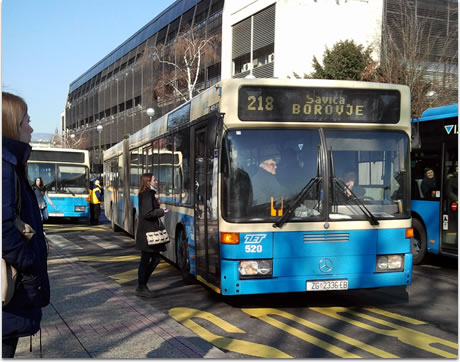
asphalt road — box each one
[44,217,458,358]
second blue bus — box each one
[411,104,458,264]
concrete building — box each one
[65,0,457,166]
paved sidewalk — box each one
[14,245,227,359]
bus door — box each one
[193,121,220,286]
[441,139,458,255]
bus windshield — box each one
[27,163,89,194]
[222,129,410,223]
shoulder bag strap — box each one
[152,192,163,230]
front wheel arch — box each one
[411,216,427,265]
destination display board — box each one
[238,86,401,123]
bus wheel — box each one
[176,229,193,284]
[411,218,426,265]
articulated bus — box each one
[104,78,413,295]
[411,104,458,264]
[27,147,90,219]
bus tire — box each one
[176,228,194,284]
[411,218,427,265]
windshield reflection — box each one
[222,129,410,223]
[27,163,88,194]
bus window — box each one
[222,129,322,222]
[57,165,88,194]
[27,163,56,191]
[325,129,410,219]
[176,128,191,205]
[130,148,141,189]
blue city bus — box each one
[104,78,413,295]
[27,147,90,219]
[410,104,458,264]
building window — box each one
[232,5,275,77]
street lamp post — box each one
[70,133,75,148]
[146,108,155,123]
[96,125,103,172]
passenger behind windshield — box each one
[343,171,365,199]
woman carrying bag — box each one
[135,173,169,298]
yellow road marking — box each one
[44,224,110,233]
[169,307,292,358]
[311,307,458,358]
[75,256,172,283]
[364,307,426,325]
[243,308,389,358]
[78,255,140,262]
[109,263,172,284]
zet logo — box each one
[444,125,458,135]
[243,234,267,244]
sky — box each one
[2,0,176,134]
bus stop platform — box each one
[14,244,226,359]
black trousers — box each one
[2,337,19,358]
[137,251,161,286]
[89,203,101,225]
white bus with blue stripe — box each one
[104,78,413,295]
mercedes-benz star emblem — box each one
[319,258,333,273]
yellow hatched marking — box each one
[169,307,292,358]
[364,308,426,325]
[243,308,395,358]
[311,307,458,358]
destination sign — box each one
[238,86,401,123]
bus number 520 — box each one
[245,245,263,253]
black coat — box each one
[2,137,50,339]
[135,189,166,253]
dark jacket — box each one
[421,176,436,199]
[135,189,166,253]
[2,137,50,339]
[251,168,286,206]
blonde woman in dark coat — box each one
[2,92,50,357]
[135,173,169,298]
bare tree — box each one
[152,25,220,105]
[51,131,89,149]
[377,0,458,117]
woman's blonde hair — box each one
[2,92,28,141]
[139,173,153,194]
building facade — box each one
[65,0,457,168]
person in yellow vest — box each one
[89,179,102,225]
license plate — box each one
[306,279,348,291]
[49,212,64,217]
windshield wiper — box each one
[273,176,322,229]
[334,178,379,226]
[62,186,75,196]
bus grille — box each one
[303,233,350,243]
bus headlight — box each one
[376,254,404,272]
[239,260,272,278]
[75,206,86,212]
